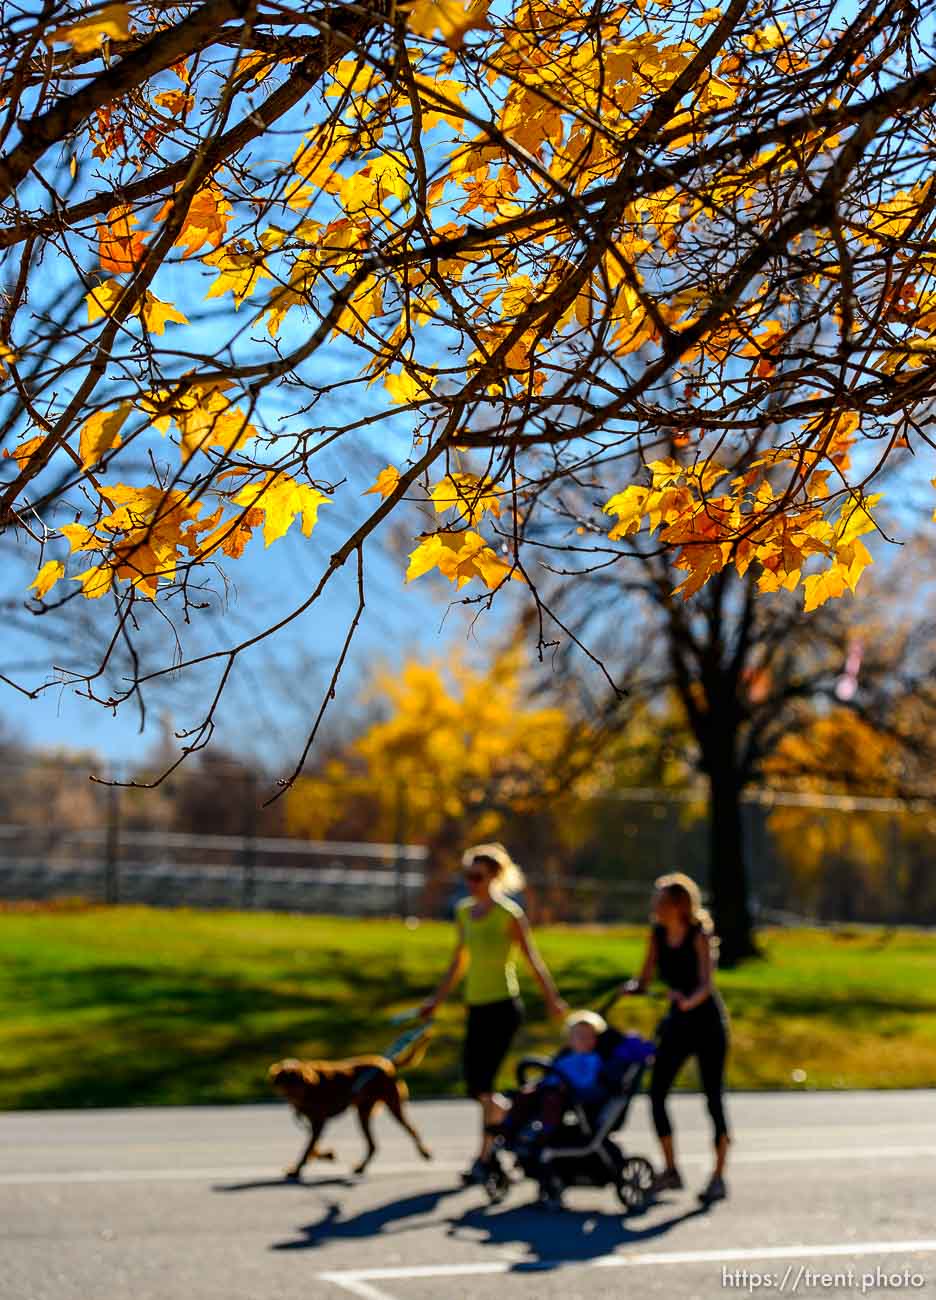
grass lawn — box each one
[0,903,934,1110]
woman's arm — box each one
[675,932,715,1011]
[420,939,468,1018]
[621,931,658,995]
[511,914,567,1019]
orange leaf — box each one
[364,466,402,500]
[97,205,149,275]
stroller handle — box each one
[592,977,648,1017]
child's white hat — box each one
[564,1009,607,1035]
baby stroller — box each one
[484,1023,656,1213]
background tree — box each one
[284,649,594,907]
[533,521,936,962]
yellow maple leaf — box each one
[803,565,848,613]
[834,493,880,547]
[335,275,385,340]
[738,320,786,375]
[364,466,401,500]
[384,369,432,405]
[403,0,490,49]
[49,3,129,52]
[87,283,186,335]
[430,473,502,524]
[29,560,65,600]
[142,295,188,334]
[153,90,194,116]
[604,485,650,539]
[146,382,256,462]
[60,523,106,553]
[864,178,932,243]
[203,245,273,308]
[86,279,127,324]
[835,538,873,593]
[232,473,330,546]
[405,530,522,590]
[406,533,452,583]
[742,20,788,51]
[79,404,130,469]
[74,564,115,599]
[341,154,411,216]
[4,433,46,472]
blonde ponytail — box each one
[463,842,525,896]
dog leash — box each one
[349,1013,433,1095]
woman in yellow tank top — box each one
[421,843,567,1183]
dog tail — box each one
[392,1029,432,1073]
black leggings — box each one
[463,997,524,1097]
[650,999,729,1145]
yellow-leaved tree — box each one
[285,650,588,904]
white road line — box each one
[2,1143,936,1186]
[319,1239,936,1299]
[707,1144,936,1165]
[0,1160,467,1186]
[325,1279,398,1300]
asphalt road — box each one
[2,1090,935,1300]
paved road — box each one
[2,1091,935,1300]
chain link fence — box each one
[0,757,934,924]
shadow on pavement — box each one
[444,1198,711,1268]
[271,1185,465,1251]
[214,1175,354,1193]
[269,1179,710,1262]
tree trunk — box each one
[707,765,758,966]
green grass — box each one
[0,903,934,1110]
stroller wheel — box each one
[537,1172,565,1212]
[484,1159,511,1205]
[616,1156,655,1214]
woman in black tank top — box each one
[620,872,730,1205]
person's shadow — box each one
[270,1185,465,1251]
[444,1195,710,1269]
[269,1178,708,1262]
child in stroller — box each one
[484,1009,656,1212]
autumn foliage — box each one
[1,0,935,766]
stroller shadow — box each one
[270,1185,465,1251]
[446,1198,710,1268]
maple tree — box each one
[1,0,935,779]
[284,651,586,884]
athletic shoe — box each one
[698,1174,727,1205]
[649,1167,684,1194]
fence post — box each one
[242,770,258,910]
[105,777,120,905]
[394,780,408,918]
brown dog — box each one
[268,1047,432,1178]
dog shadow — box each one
[445,1197,710,1269]
[271,1185,465,1251]
[214,1175,354,1193]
